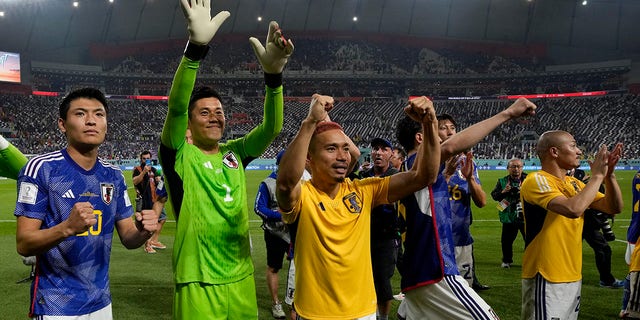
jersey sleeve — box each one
[238,85,284,158]
[521,173,561,209]
[14,164,50,221]
[0,143,28,180]
[161,57,199,150]
[116,172,134,221]
[254,182,281,221]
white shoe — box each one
[271,302,286,319]
[501,262,511,268]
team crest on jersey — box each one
[101,183,115,205]
[342,192,362,214]
[222,151,239,169]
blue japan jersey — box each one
[448,158,481,247]
[398,154,458,292]
[14,150,133,316]
[627,170,640,243]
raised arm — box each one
[589,143,624,215]
[161,0,230,148]
[441,97,537,161]
[548,144,623,218]
[0,135,27,180]
[276,94,333,213]
[241,21,295,157]
[463,152,487,208]
[387,96,440,203]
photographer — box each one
[491,158,527,268]
[570,168,624,288]
[132,150,163,254]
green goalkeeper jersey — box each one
[160,57,284,284]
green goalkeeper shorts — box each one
[173,275,257,319]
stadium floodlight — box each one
[353,16,358,22]
[582,0,587,5]
[257,16,262,21]
[73,1,79,7]
[0,11,4,17]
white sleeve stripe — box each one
[24,151,64,179]
[534,174,551,193]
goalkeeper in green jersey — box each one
[0,134,27,180]
[159,1,293,318]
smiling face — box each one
[188,97,225,149]
[309,129,351,184]
[58,97,107,151]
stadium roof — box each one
[0,0,639,64]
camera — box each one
[593,211,615,242]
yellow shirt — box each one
[521,170,603,282]
[282,177,390,319]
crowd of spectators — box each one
[1,92,638,162]
[29,37,626,99]
[11,37,636,162]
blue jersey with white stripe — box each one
[448,157,481,246]
[398,154,458,292]
[14,149,133,316]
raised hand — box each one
[249,21,294,74]
[180,0,230,45]
[606,143,623,177]
[504,97,537,119]
[404,96,436,124]
[306,94,334,123]
[460,151,475,179]
[589,144,610,179]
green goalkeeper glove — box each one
[249,21,294,74]
[180,0,230,45]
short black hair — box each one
[59,87,108,120]
[189,86,223,118]
[140,150,152,159]
[436,113,457,127]
[396,115,422,153]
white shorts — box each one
[626,271,640,318]
[398,275,499,320]
[297,312,375,320]
[455,244,474,287]
[521,274,580,320]
[626,243,636,265]
[285,259,295,306]
[33,304,112,320]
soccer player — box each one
[277,94,440,319]
[438,114,489,291]
[395,97,536,319]
[0,134,27,180]
[158,1,293,318]
[520,131,623,320]
[623,169,640,318]
[14,87,159,318]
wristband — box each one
[184,41,210,61]
[264,72,283,88]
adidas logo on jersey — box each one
[203,161,213,169]
[62,190,75,199]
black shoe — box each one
[473,283,490,291]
